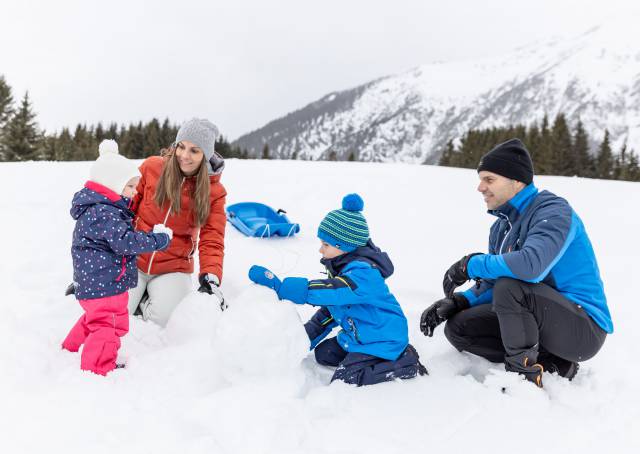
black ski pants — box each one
[444,278,606,368]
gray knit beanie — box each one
[175,118,224,175]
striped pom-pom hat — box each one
[317,193,369,252]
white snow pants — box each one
[128,271,193,327]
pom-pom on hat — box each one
[317,193,370,252]
[89,139,140,196]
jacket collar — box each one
[489,183,538,222]
[85,180,121,201]
[80,181,133,214]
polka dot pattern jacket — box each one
[70,181,170,300]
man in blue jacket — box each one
[249,194,427,386]
[420,139,612,387]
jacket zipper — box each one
[347,318,362,344]
[187,237,196,263]
[115,256,127,281]
[147,178,185,274]
[498,213,513,254]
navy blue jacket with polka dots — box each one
[70,181,170,300]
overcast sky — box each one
[2,0,638,140]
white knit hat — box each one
[89,140,140,195]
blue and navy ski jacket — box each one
[276,241,409,360]
[463,183,613,333]
[70,181,170,300]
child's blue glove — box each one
[248,265,282,293]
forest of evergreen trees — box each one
[439,114,640,181]
[0,75,248,162]
[1,73,639,182]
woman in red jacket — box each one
[128,118,227,327]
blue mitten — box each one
[248,265,282,293]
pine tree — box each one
[73,124,97,160]
[143,118,162,157]
[347,151,356,162]
[551,114,573,176]
[328,150,337,161]
[215,134,233,158]
[122,122,145,158]
[39,133,57,161]
[3,91,40,161]
[262,143,270,159]
[572,120,592,178]
[55,128,76,161]
[0,75,14,161]
[439,140,455,166]
[95,123,105,143]
[613,142,628,180]
[595,130,614,179]
[625,149,640,181]
[160,118,175,147]
[536,115,553,175]
[526,123,541,170]
[106,122,119,141]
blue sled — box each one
[226,202,300,238]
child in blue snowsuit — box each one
[249,194,427,386]
[62,140,172,375]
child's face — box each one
[122,176,140,198]
[319,240,345,259]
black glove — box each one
[420,294,469,337]
[64,282,75,296]
[442,253,482,298]
[198,273,227,311]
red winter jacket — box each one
[132,156,227,280]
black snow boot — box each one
[537,352,579,380]
[505,350,544,388]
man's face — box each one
[477,171,525,210]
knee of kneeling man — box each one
[493,277,524,295]
[492,278,526,307]
[443,318,461,342]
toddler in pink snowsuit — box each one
[62,140,173,375]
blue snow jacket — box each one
[70,181,170,300]
[463,183,613,333]
[277,241,409,360]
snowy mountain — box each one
[234,18,640,164]
[1,159,638,453]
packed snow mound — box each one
[211,286,309,384]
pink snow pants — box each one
[62,292,129,376]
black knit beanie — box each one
[477,138,534,184]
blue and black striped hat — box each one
[317,194,369,252]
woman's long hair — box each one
[154,145,211,227]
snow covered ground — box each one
[1,159,638,453]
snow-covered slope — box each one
[234,16,640,164]
[1,160,639,453]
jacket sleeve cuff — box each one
[153,233,170,251]
[277,277,309,304]
[467,254,514,280]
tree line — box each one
[0,75,249,162]
[439,114,640,181]
[2,74,639,181]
